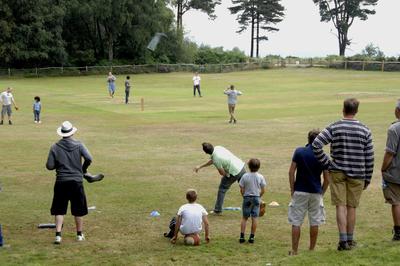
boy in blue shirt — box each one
[33,96,41,123]
[288,129,329,255]
[239,158,266,243]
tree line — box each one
[0,0,380,68]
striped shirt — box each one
[312,119,374,182]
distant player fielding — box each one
[107,72,116,98]
[224,85,242,124]
[0,87,19,125]
[192,72,202,97]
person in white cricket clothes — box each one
[171,189,210,245]
[192,72,202,97]
[224,85,242,124]
[0,87,19,125]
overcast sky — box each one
[183,0,399,57]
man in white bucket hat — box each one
[46,121,93,244]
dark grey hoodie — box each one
[46,137,92,182]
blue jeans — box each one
[214,167,246,213]
[108,83,115,95]
[34,110,40,121]
[242,196,261,218]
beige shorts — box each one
[383,180,400,205]
[330,171,364,208]
[288,191,325,226]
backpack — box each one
[163,217,176,238]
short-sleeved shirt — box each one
[383,121,400,184]
[292,144,324,194]
[211,146,245,176]
[33,102,41,111]
[239,172,266,196]
[107,75,116,83]
[224,90,242,105]
[125,80,131,91]
[1,91,14,106]
[177,203,208,235]
[193,75,201,86]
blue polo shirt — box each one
[292,144,324,194]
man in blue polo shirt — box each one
[288,130,329,255]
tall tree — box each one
[63,0,175,64]
[230,0,256,57]
[255,0,284,58]
[63,0,101,65]
[313,0,378,56]
[230,0,284,58]
[362,43,384,60]
[94,0,129,62]
[171,0,221,31]
[0,0,67,67]
[116,0,176,63]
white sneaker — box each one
[34,121,38,123]
[76,234,85,241]
[38,121,42,124]
[54,236,62,244]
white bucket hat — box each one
[57,121,77,137]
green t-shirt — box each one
[211,146,245,176]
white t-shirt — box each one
[0,91,14,106]
[177,203,208,235]
[193,75,201,86]
[224,90,242,105]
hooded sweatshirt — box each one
[46,137,92,182]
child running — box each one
[238,158,266,243]
[224,85,242,124]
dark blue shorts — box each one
[242,196,261,218]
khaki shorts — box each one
[288,191,325,226]
[383,180,400,205]
[330,171,364,208]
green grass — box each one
[0,68,399,265]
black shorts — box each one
[51,181,88,216]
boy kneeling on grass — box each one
[239,158,266,243]
[171,189,210,245]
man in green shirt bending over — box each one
[194,142,246,215]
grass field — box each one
[0,68,399,265]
